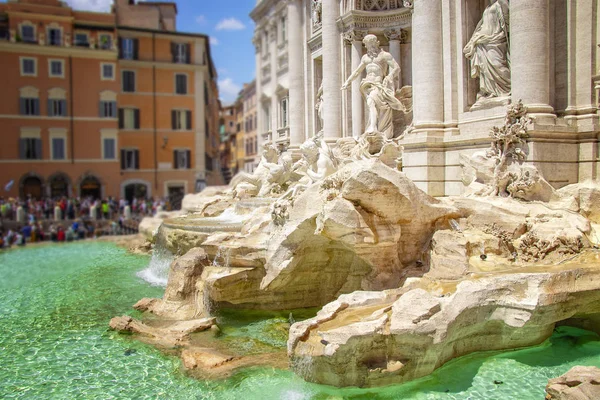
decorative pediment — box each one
[20,86,39,98]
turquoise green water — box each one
[1,242,600,399]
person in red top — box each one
[57,226,66,242]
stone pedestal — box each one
[54,206,62,222]
[322,0,342,141]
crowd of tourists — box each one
[0,195,170,250]
[0,196,167,222]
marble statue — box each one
[315,81,324,132]
[341,34,404,140]
[312,0,322,27]
[230,143,291,198]
[463,0,511,107]
[275,133,337,207]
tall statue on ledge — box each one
[341,34,404,140]
[463,0,511,108]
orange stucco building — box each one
[0,0,222,207]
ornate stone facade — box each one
[251,0,600,196]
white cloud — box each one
[210,37,219,46]
[215,17,246,31]
[195,15,207,25]
[218,78,241,102]
[66,0,113,12]
[218,68,228,75]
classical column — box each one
[252,33,263,145]
[287,0,305,149]
[384,29,403,88]
[511,0,554,116]
[344,30,366,139]
[269,21,278,141]
[321,0,341,141]
[411,0,444,131]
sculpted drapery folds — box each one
[463,0,511,106]
[341,34,404,140]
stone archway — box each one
[120,179,151,204]
[79,175,102,199]
[47,172,71,199]
[19,173,44,199]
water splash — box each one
[137,225,174,287]
[449,219,463,233]
[212,245,231,268]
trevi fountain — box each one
[3,0,600,399]
[107,2,600,398]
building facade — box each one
[241,80,259,173]
[251,0,600,196]
[0,0,221,206]
[219,103,237,183]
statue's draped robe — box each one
[360,56,404,139]
[463,0,511,102]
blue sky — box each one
[1,0,257,103]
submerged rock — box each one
[546,366,600,400]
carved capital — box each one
[343,30,368,45]
[384,28,409,43]
[252,35,262,53]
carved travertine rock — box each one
[546,366,600,400]
[289,260,600,388]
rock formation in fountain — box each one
[545,366,600,400]
[286,103,600,387]
[115,69,600,389]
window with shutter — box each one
[122,71,135,92]
[21,58,36,76]
[121,38,135,60]
[51,137,65,160]
[173,149,190,169]
[21,98,39,116]
[122,149,139,170]
[21,138,42,160]
[48,28,61,46]
[48,99,66,117]
[21,25,35,43]
[175,74,187,95]
[173,43,188,64]
[172,110,191,130]
[103,138,116,160]
[100,101,116,118]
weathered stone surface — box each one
[181,347,235,370]
[546,366,600,400]
[558,181,600,224]
[109,316,216,345]
[134,248,210,320]
[181,186,229,214]
[289,260,600,388]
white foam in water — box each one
[137,226,174,287]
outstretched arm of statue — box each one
[341,60,366,90]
